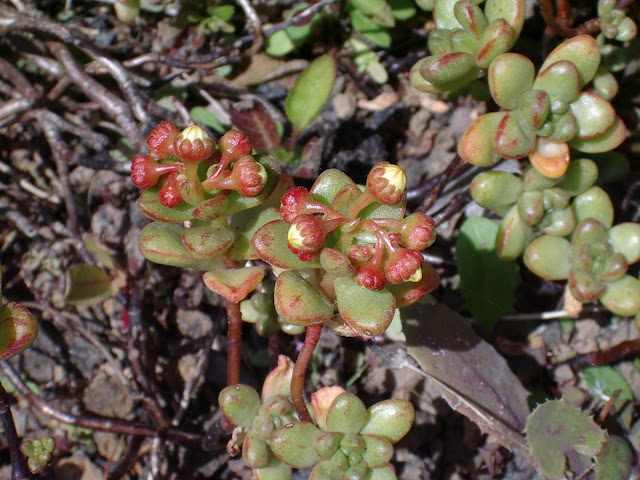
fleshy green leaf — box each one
[539,35,601,87]
[326,392,368,433]
[0,302,38,361]
[252,220,321,270]
[555,158,598,196]
[181,225,234,259]
[533,60,581,104]
[525,399,606,479]
[568,116,627,154]
[523,235,571,280]
[360,399,414,443]
[218,384,261,427]
[310,169,357,206]
[496,205,530,260]
[64,264,118,305]
[493,111,535,159]
[572,186,614,228]
[489,53,534,110]
[484,0,525,36]
[270,422,323,468]
[600,275,640,316]
[202,267,264,302]
[137,188,194,223]
[402,299,530,454]
[274,271,334,325]
[570,92,616,139]
[609,223,640,264]
[456,217,519,335]
[458,112,504,167]
[285,53,337,132]
[229,207,282,261]
[470,171,522,210]
[334,276,395,336]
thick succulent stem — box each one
[0,383,33,480]
[226,300,243,385]
[291,324,323,422]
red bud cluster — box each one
[402,213,436,250]
[131,155,182,190]
[366,162,407,205]
[384,248,424,284]
[147,121,179,159]
[174,125,215,163]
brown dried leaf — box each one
[400,299,531,457]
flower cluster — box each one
[132,122,268,209]
[252,162,439,337]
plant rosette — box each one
[457,35,627,178]
[269,386,414,480]
[470,159,599,259]
[251,163,440,338]
[410,0,525,93]
[132,123,294,303]
[524,217,640,316]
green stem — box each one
[291,324,323,423]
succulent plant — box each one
[410,0,525,93]
[252,163,440,338]
[457,35,627,178]
[470,159,600,259]
[20,436,55,474]
[524,217,640,316]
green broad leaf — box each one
[539,35,601,87]
[203,267,264,302]
[137,188,194,223]
[390,0,416,20]
[470,171,522,210]
[581,366,633,412]
[568,116,627,154]
[609,223,640,264]
[456,217,519,335]
[181,225,234,259]
[334,276,395,337]
[360,399,414,443]
[285,53,337,132]
[457,112,504,167]
[401,298,531,455]
[488,53,535,110]
[190,106,226,133]
[218,384,261,427]
[600,275,640,316]
[349,10,392,47]
[523,235,571,280]
[270,422,323,468]
[266,30,295,57]
[310,169,357,206]
[255,457,292,480]
[64,264,118,305]
[570,92,616,139]
[252,220,321,270]
[594,436,633,480]
[326,392,368,433]
[274,271,334,325]
[229,207,282,260]
[433,0,462,30]
[525,399,606,479]
[572,186,614,229]
[484,0,525,36]
[0,302,38,361]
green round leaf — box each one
[568,116,627,154]
[326,393,368,434]
[219,384,261,427]
[0,302,38,361]
[471,172,522,210]
[274,271,334,326]
[181,225,234,259]
[496,205,530,260]
[539,35,601,86]
[570,93,616,139]
[360,399,414,443]
[533,60,581,105]
[270,422,323,468]
[523,236,571,280]
[555,158,598,196]
[489,53,534,110]
[458,112,504,167]
[609,223,640,264]
[572,186,614,229]
[475,18,515,68]
[362,434,394,468]
[203,267,264,302]
[334,276,395,336]
[64,264,117,306]
[600,275,640,316]
[484,0,525,36]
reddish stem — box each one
[291,324,323,422]
[226,300,243,385]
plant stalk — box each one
[291,324,323,423]
[226,300,243,385]
[0,382,33,480]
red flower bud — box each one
[218,130,253,161]
[366,162,407,205]
[384,249,424,284]
[287,244,320,262]
[287,215,325,253]
[348,245,374,264]
[147,121,179,159]
[355,264,386,291]
[174,125,215,163]
[230,156,268,197]
[402,213,436,250]
[280,187,338,224]
[158,172,183,208]
[131,155,181,190]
